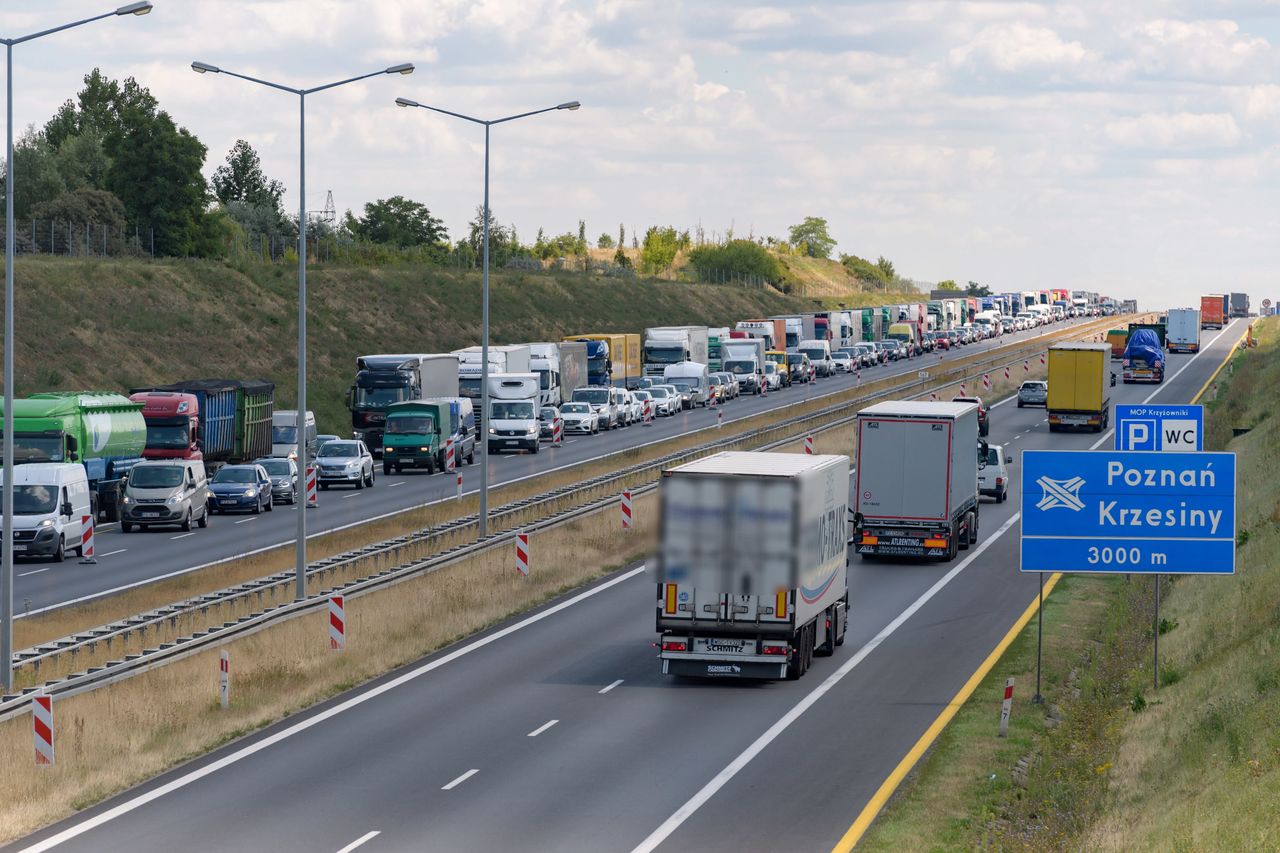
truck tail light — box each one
[664,584,678,614]
[775,590,788,619]
[762,642,788,656]
[661,640,687,652]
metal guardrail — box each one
[0,316,1125,719]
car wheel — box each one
[368,468,375,486]
[121,521,133,533]
[253,498,262,514]
[1017,400,1024,408]
[355,473,364,490]
[265,495,274,511]
[197,506,209,528]
[181,509,192,532]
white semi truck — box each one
[528,341,589,406]
[721,338,766,394]
[656,451,850,680]
[853,401,983,562]
[642,326,710,378]
[453,345,531,399]
[1166,308,1201,354]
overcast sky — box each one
[8,1,1280,308]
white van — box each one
[121,459,211,533]
[797,339,834,377]
[979,443,1012,503]
[487,373,541,454]
[272,410,317,459]
[5,463,92,561]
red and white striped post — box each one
[219,650,230,710]
[33,693,53,766]
[643,399,652,426]
[716,407,723,429]
[804,435,813,455]
[78,515,96,564]
[1023,360,1030,374]
[930,391,938,401]
[445,437,456,472]
[456,468,463,501]
[1040,353,1046,366]
[554,417,564,445]
[328,595,345,651]
[1004,366,1010,381]
[515,531,530,578]
[959,383,967,396]
[999,676,1015,737]
[982,373,991,391]
[761,373,767,396]
[306,465,318,508]
[621,489,633,530]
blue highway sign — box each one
[1115,404,1203,452]
[1021,450,1235,574]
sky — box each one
[7,0,1280,309]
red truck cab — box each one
[129,391,202,460]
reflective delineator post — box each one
[621,489,633,530]
[554,418,563,445]
[643,399,652,426]
[983,373,991,391]
[1023,360,1030,374]
[717,407,723,429]
[306,466,318,508]
[446,437,455,472]
[960,383,967,396]
[78,515,96,564]
[999,677,1015,737]
[33,692,53,766]
[456,469,463,501]
[328,595,345,651]
[515,531,529,577]
[1004,366,1010,381]
[219,650,229,710]
[804,435,813,455]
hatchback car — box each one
[647,385,678,416]
[831,352,854,373]
[1017,380,1048,408]
[762,362,783,390]
[208,464,273,514]
[315,440,375,489]
[559,402,598,434]
[255,456,300,504]
[538,406,563,441]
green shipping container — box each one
[233,380,275,463]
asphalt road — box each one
[13,318,1100,617]
[14,318,1241,853]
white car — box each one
[762,362,783,390]
[559,402,599,434]
[979,443,1011,503]
[830,352,854,373]
[647,385,679,416]
[632,389,655,420]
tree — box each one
[31,187,126,229]
[212,139,284,211]
[787,216,836,259]
[613,246,631,269]
[345,195,447,247]
[840,253,891,289]
[936,280,960,291]
[876,256,896,280]
[966,281,991,297]
[687,239,785,284]
[596,233,614,249]
[640,225,680,274]
[467,205,514,263]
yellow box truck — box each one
[1047,342,1111,433]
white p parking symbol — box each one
[1124,420,1154,450]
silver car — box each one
[1017,380,1048,408]
[647,385,679,416]
[315,439,375,489]
[559,402,598,434]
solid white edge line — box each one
[527,719,559,738]
[335,830,380,853]
[598,679,624,694]
[629,512,1023,853]
[18,565,648,852]
[441,769,479,791]
[16,320,1085,621]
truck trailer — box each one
[562,333,641,387]
[1229,292,1250,319]
[134,379,274,471]
[1166,308,1201,353]
[528,342,588,407]
[1122,329,1165,384]
[1047,343,1111,431]
[656,451,849,680]
[642,326,710,378]
[1200,295,1227,330]
[454,345,531,400]
[853,401,982,562]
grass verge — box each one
[0,491,657,843]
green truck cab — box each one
[3,392,147,520]
[381,400,450,474]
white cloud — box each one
[1127,18,1270,79]
[949,22,1094,73]
[1103,112,1243,149]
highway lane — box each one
[13,317,1101,616]
[15,316,1221,853]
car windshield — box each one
[539,408,559,420]
[491,401,535,420]
[271,425,297,444]
[562,404,589,414]
[725,360,753,374]
[764,364,777,374]
[573,388,610,405]
[128,466,185,489]
[212,467,257,484]
[633,392,651,401]
[671,381,692,393]
[833,353,851,361]
[259,459,293,476]
[318,443,359,459]
[800,348,825,359]
[787,354,802,365]
[649,388,670,398]
[386,415,436,434]
[6,485,58,515]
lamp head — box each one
[557,101,581,111]
[115,1,153,14]
[395,97,420,108]
[385,63,415,75]
[191,61,220,74]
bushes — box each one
[687,239,784,284]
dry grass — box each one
[0,491,657,843]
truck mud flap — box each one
[662,658,788,679]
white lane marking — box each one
[630,512,1023,853]
[20,565,649,851]
[18,320,1096,622]
[233,518,257,525]
[18,568,49,577]
[335,831,380,853]
[599,679,624,695]
[1091,319,1236,452]
[170,532,197,540]
[97,549,127,558]
[1012,435,1022,440]
[441,769,479,791]
[342,493,364,500]
[387,482,406,488]
[527,719,559,738]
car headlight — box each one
[488,428,497,435]
[38,518,55,528]
[166,495,181,505]
[527,426,538,435]
[243,488,257,497]
[420,446,431,452]
[122,495,132,505]
[345,460,360,468]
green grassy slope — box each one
[9,257,813,434]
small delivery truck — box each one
[1047,342,1112,431]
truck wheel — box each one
[816,607,837,657]
[785,636,804,680]
[383,462,392,476]
[969,511,979,545]
[959,512,973,550]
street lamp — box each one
[193,60,414,602]
[1,3,153,693]
[394,97,579,535]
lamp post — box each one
[394,97,579,535]
[1,2,153,693]
[192,60,414,601]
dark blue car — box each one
[208,464,274,514]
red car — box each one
[952,395,988,436]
